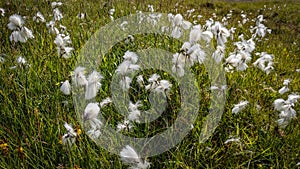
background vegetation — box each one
[0,0,299,168]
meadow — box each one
[0,0,300,168]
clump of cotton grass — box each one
[45,1,74,58]
[16,56,27,66]
[33,12,45,23]
[86,119,102,139]
[12,56,31,69]
[116,100,144,132]
[172,53,185,77]
[128,101,142,122]
[73,66,88,86]
[120,145,150,169]
[278,79,291,95]
[85,97,111,139]
[232,101,249,114]
[51,1,63,8]
[53,7,63,21]
[60,80,71,95]
[212,45,225,64]
[136,75,144,87]
[241,13,249,25]
[225,35,255,72]
[54,33,74,59]
[145,74,172,98]
[85,70,103,100]
[46,20,59,35]
[7,14,34,43]
[211,21,230,47]
[116,101,142,132]
[117,120,133,132]
[108,8,115,21]
[250,15,271,40]
[171,24,213,77]
[84,102,100,121]
[116,51,140,90]
[77,13,85,20]
[225,50,251,72]
[253,52,274,74]
[145,73,160,90]
[62,122,78,147]
[168,13,192,38]
[274,94,300,128]
[0,8,5,17]
[134,10,161,27]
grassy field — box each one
[0,0,300,168]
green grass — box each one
[0,0,300,168]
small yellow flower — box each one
[74,165,81,169]
[76,126,82,135]
[77,129,82,135]
[0,143,7,148]
[17,146,25,159]
[59,137,63,144]
[0,142,9,156]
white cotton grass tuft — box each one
[116,52,140,90]
[253,52,274,74]
[170,25,210,75]
[87,126,101,139]
[60,80,71,95]
[274,94,300,128]
[136,75,144,86]
[77,13,85,19]
[51,1,63,8]
[100,97,112,107]
[74,66,88,86]
[153,80,172,96]
[212,21,230,47]
[46,20,59,35]
[145,73,160,90]
[85,70,103,100]
[224,35,255,72]
[172,53,185,77]
[120,145,150,169]
[232,101,249,114]
[108,8,115,21]
[117,120,133,132]
[212,46,225,63]
[120,21,128,31]
[84,102,100,121]
[145,74,172,97]
[53,8,63,21]
[224,136,240,144]
[0,8,5,17]
[16,56,26,65]
[251,15,271,39]
[86,118,103,139]
[170,13,192,38]
[278,86,289,95]
[123,51,139,63]
[128,101,142,122]
[8,14,24,30]
[278,79,291,95]
[33,12,45,23]
[62,122,77,147]
[54,34,74,58]
[8,14,34,43]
